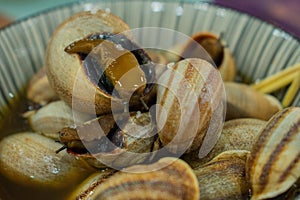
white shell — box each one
[28,101,92,139]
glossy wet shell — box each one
[0,132,94,188]
[46,11,130,115]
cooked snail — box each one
[156,58,225,155]
[69,157,199,200]
[247,107,300,199]
[0,132,94,188]
[46,11,156,115]
[175,32,236,81]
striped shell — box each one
[68,168,116,200]
[69,157,199,200]
[194,150,249,200]
[247,107,300,199]
[156,58,225,155]
[183,118,266,168]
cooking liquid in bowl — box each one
[0,90,90,200]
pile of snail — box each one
[0,10,299,200]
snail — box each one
[0,132,94,188]
[225,82,282,120]
[247,107,300,199]
[57,112,157,169]
[182,118,267,168]
[194,150,249,200]
[68,157,199,200]
[46,11,156,115]
[25,100,93,139]
[155,58,225,155]
[169,31,236,81]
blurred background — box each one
[0,0,77,27]
[0,0,300,38]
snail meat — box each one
[64,32,155,98]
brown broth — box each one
[0,173,73,200]
[0,89,30,140]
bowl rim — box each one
[0,0,299,42]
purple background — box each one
[215,0,300,39]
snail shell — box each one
[156,58,225,155]
[68,168,116,200]
[194,150,249,200]
[46,10,148,115]
[69,157,199,200]
[183,118,266,168]
[179,32,236,82]
[247,107,300,199]
[0,132,94,188]
[27,100,92,139]
[225,82,282,120]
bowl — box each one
[0,0,299,199]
